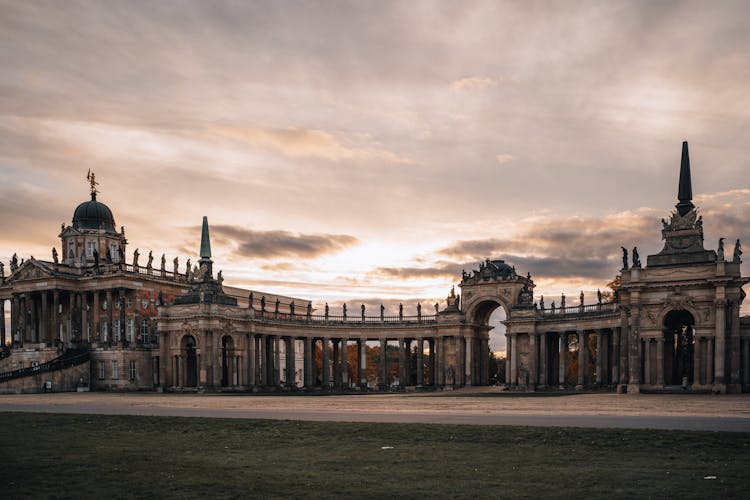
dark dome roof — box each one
[72,193,116,232]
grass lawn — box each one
[1,412,748,499]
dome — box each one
[72,193,116,232]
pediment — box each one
[60,226,81,238]
[9,259,55,282]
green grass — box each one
[1,413,748,499]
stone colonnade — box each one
[1,288,155,348]
[162,330,490,391]
[504,328,618,389]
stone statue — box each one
[717,238,725,260]
[118,246,124,264]
[560,293,566,308]
[274,298,280,313]
[551,300,556,311]
[361,303,365,315]
[0,261,4,281]
[597,289,602,304]
[52,247,58,264]
[342,303,347,318]
[80,252,86,267]
[105,247,112,264]
[217,270,223,286]
[399,303,403,320]
[325,302,329,317]
[10,253,18,273]
[434,302,439,314]
[417,303,422,317]
[632,247,640,267]
[248,292,254,309]
[539,295,545,310]
[133,248,140,267]
[380,304,385,319]
[185,258,191,276]
[160,254,166,272]
[260,295,266,312]
[146,251,153,270]
[734,239,742,263]
[173,257,179,275]
[290,300,295,316]
[580,291,584,305]
[307,302,312,317]
[621,246,628,269]
[93,248,99,268]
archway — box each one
[467,299,510,386]
[181,335,198,387]
[663,310,695,386]
[221,335,235,387]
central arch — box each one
[465,298,511,385]
[663,309,695,386]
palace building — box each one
[1,142,748,393]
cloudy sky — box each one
[1,1,749,348]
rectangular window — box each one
[127,319,134,342]
[110,243,119,263]
[141,320,149,342]
[112,361,119,380]
[129,360,136,381]
[86,239,96,258]
[126,298,132,308]
[102,321,108,342]
[113,318,120,340]
[98,361,105,379]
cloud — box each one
[450,76,500,91]
[209,126,357,161]
[495,153,513,164]
[371,262,464,280]
[209,225,358,259]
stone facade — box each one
[1,142,748,393]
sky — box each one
[1,1,749,351]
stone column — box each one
[692,332,700,386]
[528,333,537,390]
[303,336,313,388]
[332,339,340,387]
[707,337,715,385]
[611,327,620,385]
[729,302,741,387]
[628,305,641,392]
[322,337,330,387]
[595,330,603,386]
[341,337,349,388]
[416,338,424,386]
[742,338,749,389]
[505,334,511,385]
[259,335,268,385]
[105,289,113,344]
[92,291,100,341]
[398,338,406,387]
[379,338,387,388]
[40,291,48,344]
[0,299,5,346]
[30,293,39,342]
[358,339,367,388]
[558,334,567,387]
[656,336,665,386]
[250,333,258,387]
[644,338,651,385]
[480,337,489,385]
[10,295,18,344]
[67,293,74,345]
[539,334,547,387]
[80,293,88,343]
[714,298,726,389]
[286,336,296,388]
[436,336,445,386]
[274,336,281,386]
[510,333,518,387]
[577,331,585,388]
[118,289,125,343]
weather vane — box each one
[86,169,99,196]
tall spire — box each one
[199,216,211,259]
[676,140,695,216]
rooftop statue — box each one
[717,238,725,261]
[173,257,179,275]
[632,247,641,267]
[621,246,628,269]
[133,248,140,267]
[52,247,58,264]
[734,239,742,263]
[105,247,112,264]
[146,251,153,270]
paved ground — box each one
[2,388,750,432]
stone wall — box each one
[0,360,91,394]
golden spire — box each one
[86,169,99,199]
